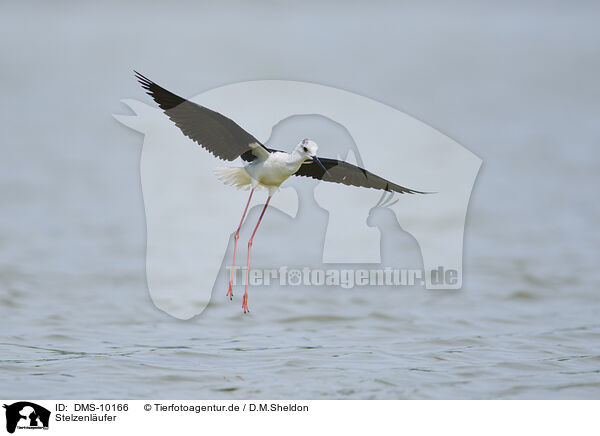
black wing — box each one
[294,157,427,194]
[135,71,269,162]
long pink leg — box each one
[227,188,255,300]
[242,195,272,313]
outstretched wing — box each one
[294,157,427,194]
[135,71,270,162]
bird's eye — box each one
[303,146,308,152]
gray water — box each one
[1,1,600,399]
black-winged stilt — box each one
[134,71,427,313]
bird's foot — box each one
[226,283,233,300]
[242,292,249,313]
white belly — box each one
[246,153,302,188]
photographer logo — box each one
[3,402,50,434]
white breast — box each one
[246,152,303,188]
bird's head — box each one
[295,139,330,176]
[295,138,319,159]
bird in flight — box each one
[134,71,427,313]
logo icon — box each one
[3,402,50,434]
